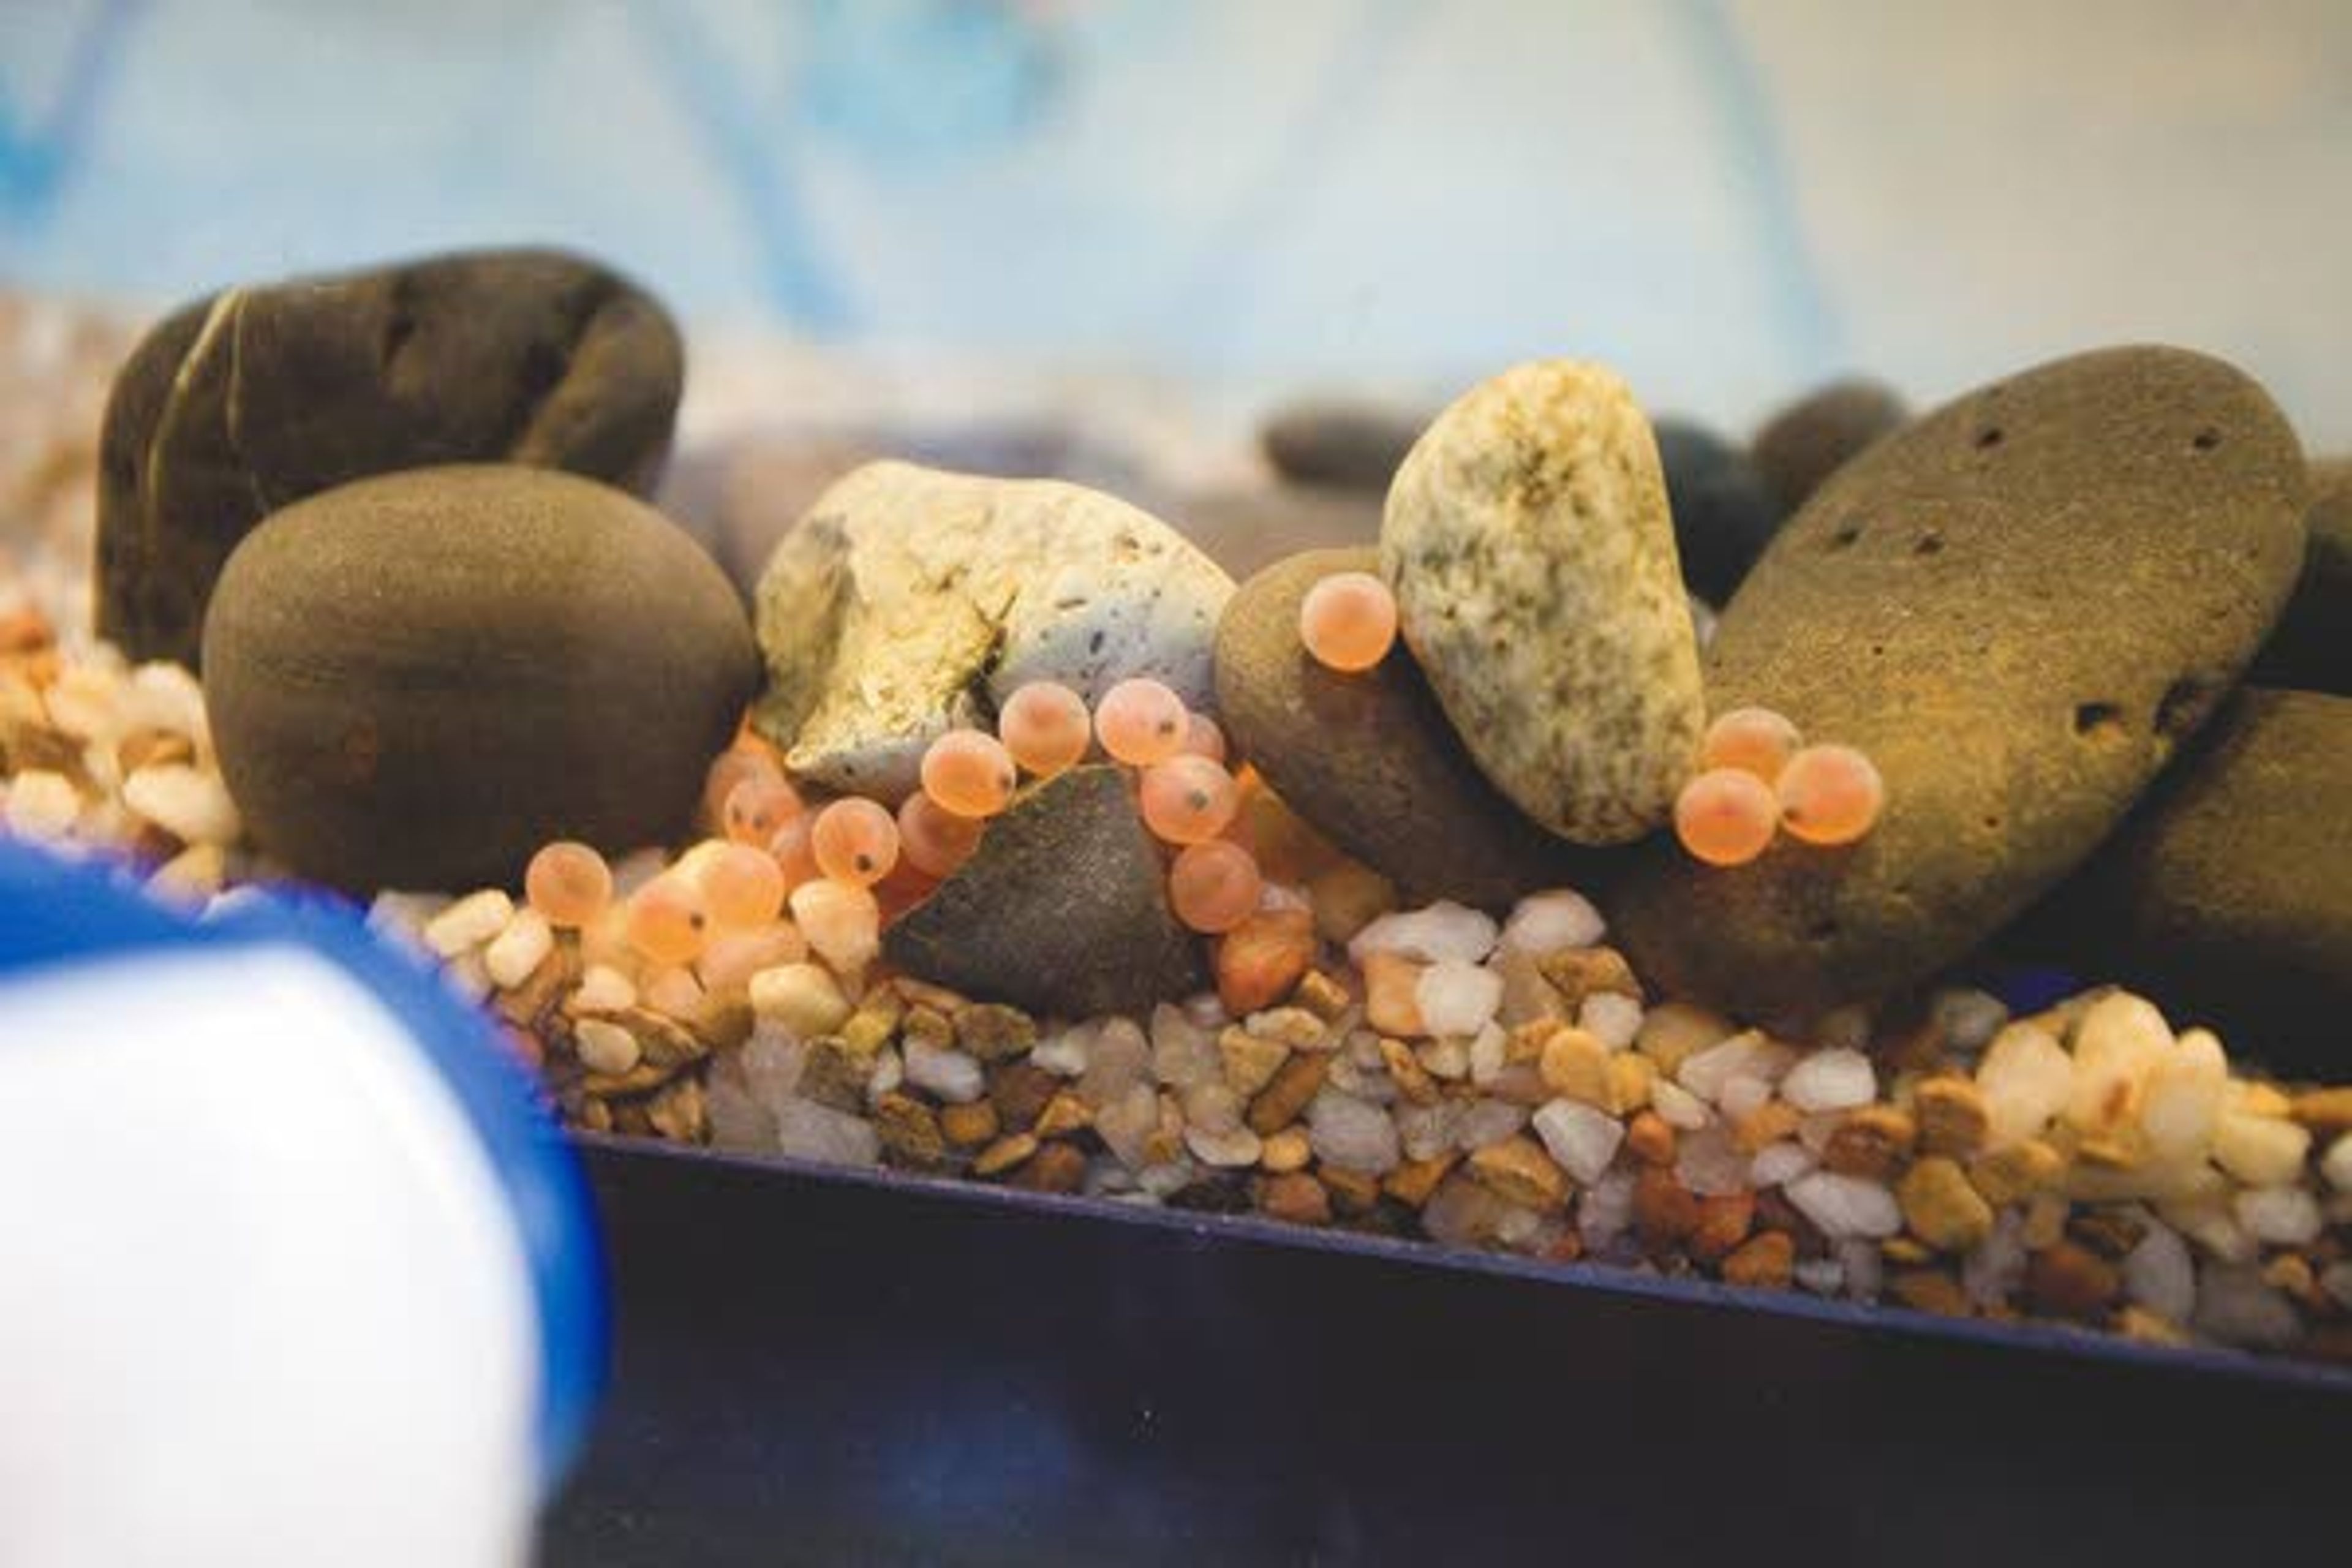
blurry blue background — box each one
[2,0,2347,446]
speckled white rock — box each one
[752,461,1232,800]
[1381,361,1704,844]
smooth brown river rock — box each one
[1611,346,2308,1019]
[203,465,753,893]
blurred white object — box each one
[0,842,603,1567]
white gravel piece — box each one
[1137,1161,1196,1199]
[366,890,453,944]
[1418,1037,1471,1080]
[1673,1124,1750,1197]
[2121,1224,2196,1324]
[1327,1052,1398,1104]
[1182,990,1230,1030]
[1785,1171,1902,1240]
[2212,1112,2310,1188]
[1415,959,1504,1036]
[1030,1024,1093,1077]
[1259,881,1312,914]
[1717,1073,1773,1123]
[2193,1265,2301,1350]
[704,1071,778,1153]
[40,666,119,741]
[2141,1029,2227,1161]
[1184,1123,1263,1169]
[1649,1078,1711,1131]
[1838,1239,1883,1302]
[2066,991,2171,1132]
[1577,1170,1637,1250]
[573,1019,641,1076]
[1076,1018,1152,1107]
[1308,1088,1401,1174]
[484,908,554,990]
[568,964,639,1016]
[1794,1259,1845,1295]
[747,963,850,1039]
[1150,1003,1221,1088]
[122,763,241,845]
[1347,900,1499,966]
[774,1097,881,1167]
[739,1031,807,1110]
[1396,1099,1468,1162]
[2325,1133,2352,1194]
[121,659,208,739]
[1962,1210,2029,1308]
[1499,889,1604,954]
[1749,1140,1816,1188]
[904,1038,986,1104]
[1780,1047,1877,1114]
[2233,1185,2324,1246]
[2157,1196,2258,1265]
[1469,1020,1510,1084]
[1182,1080,1245,1136]
[1422,1177,1507,1250]
[1676,1031,1768,1104]
[1975,1021,2074,1147]
[423,889,514,958]
[642,966,704,1020]
[1454,1097,1529,1151]
[1532,1099,1624,1185]
[1093,1082,1160,1170]
[867,1047,903,1101]
[1578,990,1643,1050]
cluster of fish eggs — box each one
[1675,708,1885,866]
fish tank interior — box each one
[2,4,2349,1566]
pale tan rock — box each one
[1381,361,1703,843]
[753,461,1232,799]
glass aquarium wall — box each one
[2,0,2347,442]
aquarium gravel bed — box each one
[5,266,2352,1379]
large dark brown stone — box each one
[1749,377,1907,513]
[203,465,754,894]
[99,247,683,666]
[1654,417,1785,603]
[1215,547,1616,907]
[2248,458,2351,695]
[2015,688,2352,1079]
[1611,347,2309,1019]
[1257,398,1431,492]
[882,766,1204,1019]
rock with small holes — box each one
[2019,688,2351,1077]
[1613,347,2307,1017]
[1381,361,1706,846]
[98,248,682,667]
